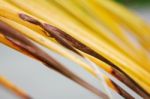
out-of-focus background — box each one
[0,1,150,99]
[115,0,150,6]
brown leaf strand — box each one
[0,20,109,99]
[19,13,150,98]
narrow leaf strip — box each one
[0,76,31,99]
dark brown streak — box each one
[48,27,150,98]
[19,14,82,56]
[19,14,41,25]
[0,20,109,99]
[39,23,145,99]
[18,13,150,98]
[18,14,121,68]
[41,23,83,56]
